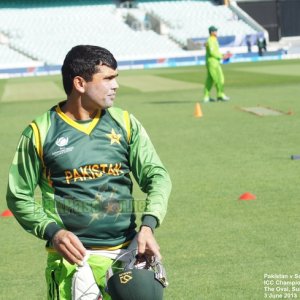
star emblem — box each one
[106,128,121,145]
[88,212,103,225]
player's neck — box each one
[61,99,98,121]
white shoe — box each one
[217,95,230,101]
[203,97,216,103]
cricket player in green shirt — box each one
[203,25,230,103]
[6,45,171,300]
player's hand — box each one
[52,229,86,265]
[137,226,162,260]
[223,52,232,60]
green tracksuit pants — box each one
[45,252,118,300]
[204,60,225,98]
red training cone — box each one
[1,209,14,217]
[239,192,256,201]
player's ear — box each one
[73,76,86,93]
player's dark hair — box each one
[61,45,118,95]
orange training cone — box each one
[239,192,256,201]
[1,209,13,217]
[194,102,203,118]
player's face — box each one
[83,65,119,110]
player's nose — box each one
[111,78,119,90]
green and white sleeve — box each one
[6,126,62,240]
[129,114,172,228]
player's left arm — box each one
[129,114,171,225]
[128,114,172,256]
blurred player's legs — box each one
[203,71,214,103]
[204,63,229,102]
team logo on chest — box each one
[55,137,69,147]
[106,128,121,145]
[52,136,74,157]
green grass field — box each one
[1,59,300,300]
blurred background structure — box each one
[0,0,299,77]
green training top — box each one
[206,35,223,63]
[6,103,171,248]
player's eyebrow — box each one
[105,73,119,80]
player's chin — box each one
[103,98,115,108]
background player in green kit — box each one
[203,25,230,103]
[6,45,172,299]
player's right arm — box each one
[6,126,86,264]
[6,126,61,240]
